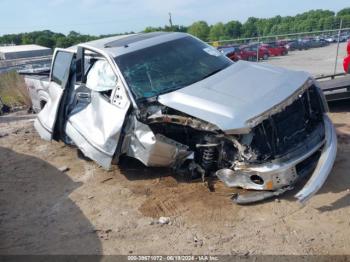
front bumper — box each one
[216,114,337,204]
[294,115,337,203]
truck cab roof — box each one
[68,32,189,58]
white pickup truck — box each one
[24,32,337,204]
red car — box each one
[261,42,288,56]
[343,40,350,73]
[240,45,269,61]
[218,46,241,61]
[218,45,269,62]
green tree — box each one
[67,31,81,38]
[322,16,336,29]
[224,21,242,38]
[144,26,161,32]
[35,36,55,48]
[56,36,74,48]
[187,21,210,41]
[242,17,258,37]
[338,15,350,28]
[209,22,225,41]
[337,8,350,17]
[21,34,34,45]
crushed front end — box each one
[215,81,337,204]
[124,79,336,204]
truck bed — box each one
[22,72,50,113]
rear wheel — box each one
[263,54,269,60]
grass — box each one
[0,71,32,108]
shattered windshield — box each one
[115,36,232,101]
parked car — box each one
[317,40,350,102]
[318,38,330,47]
[276,40,289,47]
[340,33,350,42]
[211,44,268,63]
[325,35,337,43]
[344,40,350,73]
[285,40,309,51]
[261,42,288,56]
[240,45,269,61]
[218,46,241,61]
[304,38,329,48]
[26,32,337,204]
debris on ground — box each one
[101,177,113,183]
[158,217,171,225]
[194,235,204,247]
[58,166,69,172]
[94,229,113,240]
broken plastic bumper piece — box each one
[216,114,337,204]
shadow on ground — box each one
[0,146,102,256]
[118,156,194,183]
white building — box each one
[0,44,52,60]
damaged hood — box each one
[158,61,311,133]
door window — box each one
[51,51,74,85]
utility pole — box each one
[333,19,343,75]
[168,12,173,30]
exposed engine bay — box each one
[127,84,327,204]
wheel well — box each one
[40,100,47,109]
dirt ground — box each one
[0,101,350,256]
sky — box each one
[0,0,349,36]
